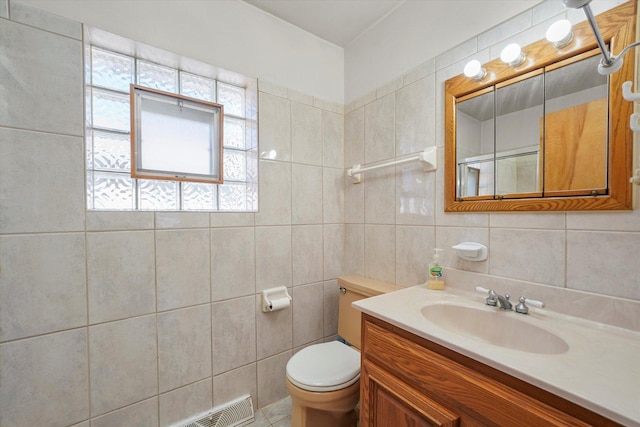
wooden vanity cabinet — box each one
[360,314,620,427]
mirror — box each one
[445,1,634,212]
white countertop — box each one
[353,285,640,426]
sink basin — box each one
[421,303,569,355]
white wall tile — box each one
[344,173,365,223]
[288,89,314,106]
[255,226,292,292]
[258,92,291,161]
[255,294,292,359]
[213,296,256,374]
[435,38,478,71]
[156,212,209,229]
[291,102,322,165]
[490,228,565,286]
[293,282,324,346]
[345,108,365,167]
[91,398,158,427]
[291,164,323,224]
[211,227,255,301]
[490,212,565,229]
[364,94,396,163]
[323,280,340,337]
[436,226,489,274]
[214,364,258,411]
[344,224,365,276]
[159,379,212,427]
[567,209,640,232]
[87,211,154,231]
[292,225,323,286]
[156,229,210,311]
[322,110,344,168]
[395,226,435,287]
[89,315,158,416]
[0,19,83,135]
[158,305,212,392]
[567,231,640,300]
[477,9,532,50]
[0,233,86,341]
[0,0,7,18]
[323,224,344,280]
[396,74,436,156]
[0,329,88,427]
[10,2,82,39]
[257,351,291,408]
[364,167,396,224]
[0,128,84,233]
[210,212,255,228]
[365,225,396,283]
[376,77,402,99]
[258,80,288,98]
[255,160,291,226]
[323,167,344,224]
[402,58,435,87]
[87,231,156,323]
[396,161,436,226]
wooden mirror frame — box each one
[445,1,635,212]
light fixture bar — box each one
[581,3,614,65]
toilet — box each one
[285,275,400,427]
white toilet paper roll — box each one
[269,297,290,311]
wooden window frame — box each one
[130,84,225,184]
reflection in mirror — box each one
[544,54,608,194]
[456,90,494,198]
[455,54,609,200]
[496,73,543,197]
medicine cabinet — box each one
[444,1,635,212]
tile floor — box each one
[247,396,292,427]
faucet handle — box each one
[475,287,507,307]
[475,286,491,294]
[479,288,499,306]
[523,297,545,308]
[515,296,545,314]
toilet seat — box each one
[286,341,361,392]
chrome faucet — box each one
[488,290,512,311]
[476,287,544,314]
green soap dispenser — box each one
[427,248,445,290]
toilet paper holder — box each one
[261,286,292,312]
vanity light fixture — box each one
[563,0,640,75]
[500,43,525,67]
[463,60,487,81]
[546,19,573,49]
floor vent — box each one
[172,395,254,427]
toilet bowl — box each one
[285,276,399,427]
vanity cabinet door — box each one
[361,360,460,427]
[360,315,609,427]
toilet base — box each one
[286,377,360,427]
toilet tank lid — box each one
[338,275,400,297]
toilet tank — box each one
[337,275,400,350]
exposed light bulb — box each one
[463,60,486,81]
[500,43,526,67]
[546,19,573,48]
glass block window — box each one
[85,45,257,211]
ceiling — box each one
[242,0,405,47]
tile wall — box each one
[2,0,640,426]
[0,2,344,426]
[343,0,640,332]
